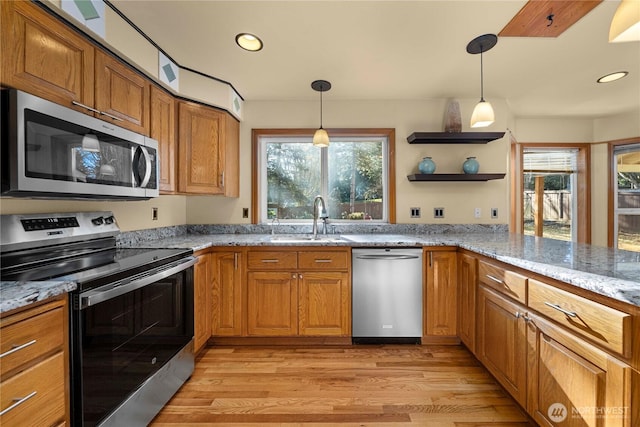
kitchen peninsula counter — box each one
[129,232,640,307]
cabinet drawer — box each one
[528,279,632,357]
[478,260,527,304]
[247,251,297,270]
[298,251,349,270]
[0,306,64,378]
[0,352,66,427]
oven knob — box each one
[104,215,115,225]
[91,216,104,226]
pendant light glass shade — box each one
[311,80,331,147]
[609,0,640,42]
[470,100,495,128]
[313,128,330,147]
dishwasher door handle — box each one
[355,254,420,260]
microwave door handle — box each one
[133,146,152,187]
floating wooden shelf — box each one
[407,173,506,182]
[407,132,505,144]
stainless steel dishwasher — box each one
[352,248,423,343]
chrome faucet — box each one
[312,195,327,239]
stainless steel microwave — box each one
[1,89,159,200]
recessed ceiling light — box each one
[597,71,629,83]
[235,33,263,52]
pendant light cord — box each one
[320,87,324,129]
[479,49,485,102]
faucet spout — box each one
[312,195,327,239]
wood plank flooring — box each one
[151,345,535,426]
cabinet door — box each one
[151,85,177,193]
[1,0,95,110]
[458,253,477,353]
[425,250,457,337]
[298,271,350,336]
[95,50,150,134]
[223,114,240,197]
[193,253,212,352]
[477,285,528,406]
[247,272,297,336]
[527,314,632,427]
[212,252,243,336]
[178,101,225,194]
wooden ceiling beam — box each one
[499,0,603,38]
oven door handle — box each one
[78,256,197,309]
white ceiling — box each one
[111,0,640,119]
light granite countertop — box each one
[0,280,76,314]
[129,232,640,307]
[2,232,639,313]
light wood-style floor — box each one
[151,345,535,426]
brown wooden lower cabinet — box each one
[477,284,528,407]
[247,271,298,336]
[298,271,351,336]
[424,249,458,342]
[0,297,69,427]
[457,252,477,353]
[193,251,212,352]
[527,313,632,427]
[211,251,243,336]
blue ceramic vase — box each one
[462,157,479,174]
[418,157,436,174]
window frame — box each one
[608,137,640,248]
[510,142,591,244]
[251,128,396,224]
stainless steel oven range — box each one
[0,212,196,427]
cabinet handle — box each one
[261,259,279,263]
[234,253,238,270]
[314,259,332,263]
[220,171,225,187]
[485,274,505,285]
[0,391,37,416]
[429,252,433,267]
[100,111,125,122]
[544,302,577,318]
[71,100,100,114]
[0,339,36,359]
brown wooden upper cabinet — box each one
[1,0,95,110]
[178,101,239,196]
[94,51,150,135]
[150,86,177,193]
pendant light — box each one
[311,80,331,147]
[467,34,498,128]
[609,0,640,42]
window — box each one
[610,142,640,252]
[511,143,590,243]
[252,129,395,224]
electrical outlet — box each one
[152,207,158,221]
[434,207,444,218]
[242,208,249,218]
[491,208,499,219]
[410,207,421,218]
[474,207,481,219]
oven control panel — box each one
[21,216,80,231]
[1,211,120,252]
